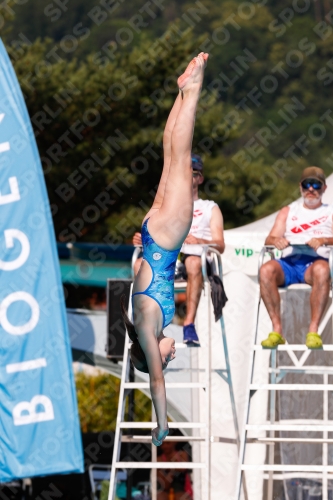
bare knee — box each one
[260,261,281,286]
[311,260,330,283]
[185,256,202,277]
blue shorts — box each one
[278,254,328,287]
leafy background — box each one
[3,0,333,431]
[3,0,333,245]
[75,371,151,432]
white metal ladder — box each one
[108,246,241,500]
[237,245,333,500]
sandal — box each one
[261,332,285,349]
[305,332,323,349]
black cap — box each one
[191,154,203,172]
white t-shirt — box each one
[181,199,218,256]
[282,200,333,259]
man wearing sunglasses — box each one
[132,154,225,345]
[260,166,333,349]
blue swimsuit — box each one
[132,219,180,328]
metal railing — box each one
[237,243,333,500]
[108,243,243,500]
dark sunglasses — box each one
[301,180,323,190]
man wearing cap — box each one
[260,166,333,349]
[132,154,225,345]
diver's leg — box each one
[148,53,208,250]
[147,55,204,215]
[134,94,183,292]
[145,92,183,218]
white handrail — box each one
[131,246,142,279]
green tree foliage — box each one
[75,371,151,432]
[4,0,333,238]
[0,0,15,38]
[7,34,240,242]
[4,0,189,45]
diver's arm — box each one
[150,376,168,429]
[139,332,169,445]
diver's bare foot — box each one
[177,52,209,92]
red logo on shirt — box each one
[193,210,203,218]
[290,216,328,233]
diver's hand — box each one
[133,232,142,246]
[152,426,169,446]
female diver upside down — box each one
[121,52,209,446]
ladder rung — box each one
[120,422,206,429]
[124,382,205,389]
[115,462,205,469]
[174,343,188,349]
[128,343,188,350]
[121,436,205,443]
[164,368,212,372]
[254,344,333,351]
[211,437,238,444]
[270,366,333,374]
[242,465,333,472]
[252,437,333,444]
[250,384,333,391]
[174,281,187,289]
[207,436,333,444]
[263,472,333,480]
[246,424,333,431]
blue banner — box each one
[0,40,84,481]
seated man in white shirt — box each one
[260,166,333,349]
[132,154,225,345]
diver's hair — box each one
[120,295,149,373]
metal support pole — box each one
[126,364,134,500]
[220,314,240,447]
[220,313,248,500]
[236,245,333,499]
[206,286,212,500]
[237,286,262,500]
[111,247,242,499]
[325,248,333,500]
[108,331,131,500]
[267,350,277,500]
[330,248,333,344]
[323,373,328,500]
